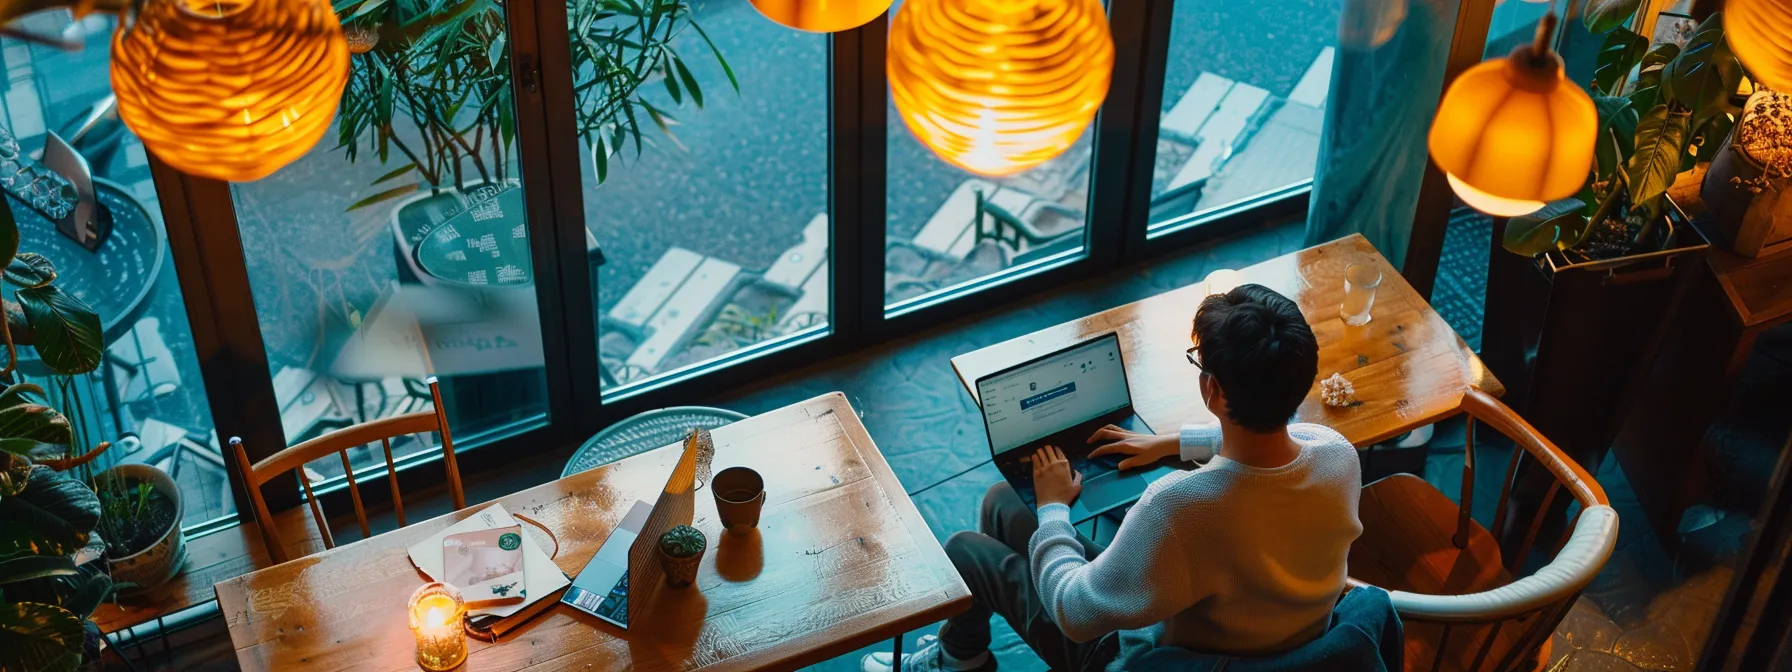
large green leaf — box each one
[1583,0,1641,34]
[1631,43,1680,112]
[0,465,99,558]
[0,384,69,445]
[1506,200,1590,256]
[15,286,101,376]
[1664,15,1744,127]
[0,554,76,585]
[1626,104,1691,210]
[0,601,82,672]
[58,571,112,620]
[1594,29,1648,96]
[3,253,55,289]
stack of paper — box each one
[407,503,570,619]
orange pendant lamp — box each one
[111,0,350,182]
[1727,0,1792,92]
[749,0,892,32]
[1427,14,1595,217]
[888,0,1113,177]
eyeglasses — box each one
[1185,336,1203,373]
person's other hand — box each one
[1031,445,1082,508]
[1087,425,1179,470]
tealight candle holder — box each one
[408,582,467,671]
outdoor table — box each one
[214,392,969,671]
[951,233,1504,449]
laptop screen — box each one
[977,334,1131,456]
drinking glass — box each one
[1341,263,1382,326]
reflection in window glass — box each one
[574,1,829,392]
[230,0,549,482]
[1147,0,1340,233]
[883,0,1099,310]
[0,13,229,529]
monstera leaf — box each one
[0,601,83,672]
[1664,14,1744,127]
[1583,0,1641,34]
[1631,43,1680,112]
[1506,200,1591,256]
[0,465,100,558]
[15,286,101,376]
[0,384,70,445]
[1626,104,1691,210]
[1594,28,1647,96]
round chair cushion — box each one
[562,406,748,478]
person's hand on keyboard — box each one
[1087,425,1179,470]
[1031,445,1083,507]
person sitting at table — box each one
[863,284,1364,672]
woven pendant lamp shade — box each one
[111,0,350,182]
[888,0,1113,177]
[1427,38,1595,217]
[1727,0,1792,93]
[749,0,891,32]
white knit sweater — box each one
[1029,423,1363,655]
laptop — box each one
[562,429,701,629]
[975,332,1177,522]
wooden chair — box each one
[231,376,465,564]
[1348,389,1618,672]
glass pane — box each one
[230,1,550,481]
[1146,0,1339,233]
[573,1,830,392]
[0,13,230,529]
[883,0,1100,310]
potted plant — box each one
[1482,10,1749,547]
[657,524,705,588]
[89,463,184,591]
[0,451,116,671]
[333,0,735,212]
[1702,89,1792,256]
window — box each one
[574,0,830,394]
[0,12,229,529]
[1146,0,1339,235]
[882,0,1101,312]
[229,0,550,482]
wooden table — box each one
[952,234,1503,448]
[215,393,970,671]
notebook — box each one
[407,503,569,619]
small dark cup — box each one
[712,466,765,532]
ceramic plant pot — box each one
[99,464,186,590]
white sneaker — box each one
[860,634,997,672]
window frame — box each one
[144,0,1326,523]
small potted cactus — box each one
[657,525,706,588]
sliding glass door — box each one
[561,0,833,396]
[227,0,553,481]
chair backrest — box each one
[230,376,464,564]
[1352,389,1620,672]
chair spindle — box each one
[382,437,406,527]
[1429,623,1454,672]
[1455,420,1478,550]
[299,471,336,550]
[1510,481,1563,575]
[1467,619,1505,672]
[339,450,371,539]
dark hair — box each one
[1192,284,1318,432]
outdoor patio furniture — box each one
[231,376,463,564]
[607,246,742,375]
[561,405,747,478]
[762,213,828,293]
